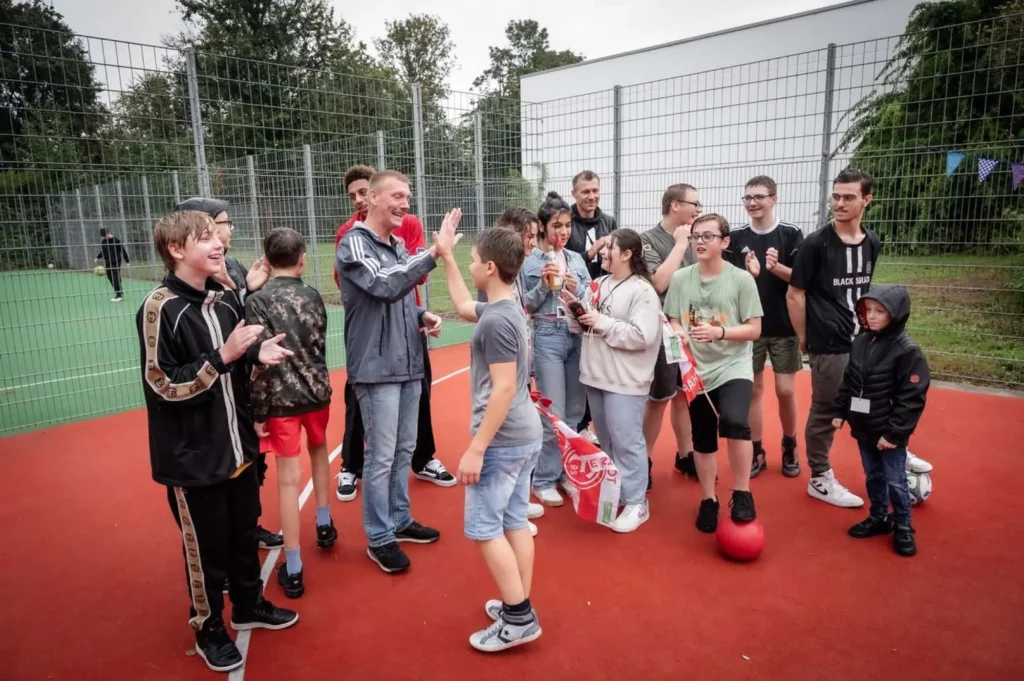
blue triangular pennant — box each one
[946,151,966,176]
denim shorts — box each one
[464,440,542,541]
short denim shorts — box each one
[464,440,542,541]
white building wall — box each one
[519,0,923,234]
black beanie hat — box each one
[174,197,230,218]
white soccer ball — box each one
[47,263,55,269]
[907,471,932,505]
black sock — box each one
[753,440,763,454]
[782,435,797,451]
[502,598,534,624]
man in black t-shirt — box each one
[788,169,881,509]
[726,176,804,480]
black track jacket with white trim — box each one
[137,272,262,488]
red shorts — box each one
[265,407,331,458]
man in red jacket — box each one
[333,165,456,502]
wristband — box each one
[720,326,726,341]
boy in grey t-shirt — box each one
[436,211,543,653]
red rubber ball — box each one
[716,517,765,561]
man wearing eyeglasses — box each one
[639,184,701,486]
[726,176,804,480]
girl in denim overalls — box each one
[521,192,592,506]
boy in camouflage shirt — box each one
[246,228,334,599]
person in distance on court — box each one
[95,227,130,302]
[560,229,663,533]
[335,170,452,574]
[664,214,764,533]
[725,176,804,479]
[831,285,930,557]
[138,209,298,674]
[245,227,335,599]
[639,184,700,486]
[520,191,592,507]
[333,165,456,504]
[175,197,282,552]
[436,211,545,652]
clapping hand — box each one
[257,333,294,366]
[765,247,780,273]
[745,250,761,277]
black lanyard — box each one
[597,274,634,314]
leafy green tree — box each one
[837,0,1024,254]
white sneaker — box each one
[533,487,563,506]
[527,503,545,520]
[610,501,649,533]
[528,521,538,537]
[579,426,600,446]
[807,469,864,508]
[469,613,542,653]
[558,479,577,499]
[906,451,933,473]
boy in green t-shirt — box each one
[664,213,764,533]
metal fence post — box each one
[172,171,181,204]
[185,48,211,198]
[93,185,104,261]
[141,176,158,264]
[376,130,386,171]
[410,83,430,312]
[302,144,319,284]
[74,189,87,271]
[115,180,128,262]
[474,112,485,231]
[817,43,837,228]
[613,85,622,221]
[247,155,259,254]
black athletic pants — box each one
[105,265,123,298]
[166,463,263,631]
[342,332,436,477]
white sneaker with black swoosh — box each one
[807,469,864,508]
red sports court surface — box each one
[2,344,1023,681]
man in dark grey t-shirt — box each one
[436,215,544,653]
[639,183,701,484]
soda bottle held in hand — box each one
[545,249,564,291]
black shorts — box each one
[648,345,683,402]
[688,379,753,454]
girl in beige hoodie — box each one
[561,229,663,533]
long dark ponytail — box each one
[608,228,651,282]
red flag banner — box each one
[530,390,621,527]
[679,342,705,404]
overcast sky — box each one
[51,0,846,93]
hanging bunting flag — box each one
[946,151,966,176]
[978,157,998,183]
[1012,163,1024,191]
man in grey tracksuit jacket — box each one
[336,220,442,570]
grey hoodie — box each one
[336,222,437,384]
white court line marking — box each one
[4,366,135,391]
[229,364,469,680]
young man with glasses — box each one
[787,168,881,508]
[726,176,804,479]
[664,214,763,532]
[639,184,700,486]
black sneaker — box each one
[750,446,767,479]
[195,622,243,672]
[367,542,411,573]
[317,520,338,549]
[729,490,757,522]
[893,524,917,557]
[336,470,358,502]
[395,520,440,544]
[414,458,457,487]
[258,525,284,550]
[848,515,892,539]
[696,497,719,533]
[222,577,229,594]
[781,437,801,478]
[647,457,653,492]
[674,451,697,479]
[276,562,305,599]
[230,596,299,631]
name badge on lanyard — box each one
[850,396,870,414]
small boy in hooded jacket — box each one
[832,284,930,557]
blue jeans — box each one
[354,380,423,547]
[532,321,585,491]
[464,441,542,541]
[858,440,912,527]
[586,387,648,505]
